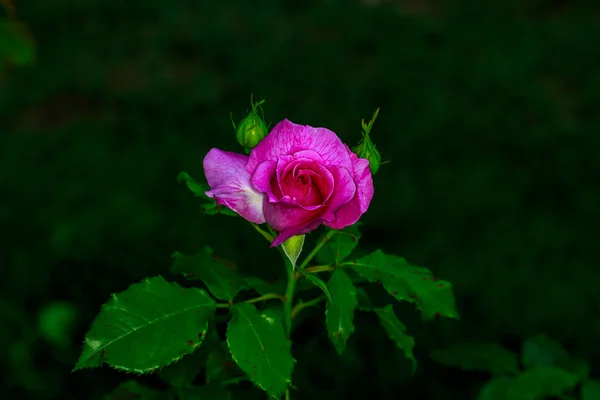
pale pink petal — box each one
[203,148,266,224]
[246,119,353,174]
[325,156,373,229]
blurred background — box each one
[1,0,599,399]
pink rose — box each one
[203,119,374,246]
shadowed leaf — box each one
[374,305,416,370]
[316,226,360,265]
[347,250,458,320]
[430,342,519,376]
[507,365,580,399]
[301,271,333,304]
[326,269,357,354]
[171,248,242,301]
[226,303,294,398]
[177,171,238,217]
[179,384,232,400]
[0,19,35,66]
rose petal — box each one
[271,219,325,247]
[276,155,335,204]
[263,198,324,234]
[246,119,353,174]
[251,160,280,202]
[325,155,373,229]
[203,148,266,224]
[320,165,356,222]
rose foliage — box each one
[73,103,458,400]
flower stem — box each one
[251,223,274,243]
[283,264,296,337]
[298,229,337,270]
[291,296,325,320]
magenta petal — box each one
[246,119,353,174]
[271,219,324,247]
[264,200,319,233]
[251,160,280,202]
[203,148,266,224]
[325,156,374,229]
[321,165,356,222]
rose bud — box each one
[353,135,381,175]
[352,108,381,175]
[235,98,268,152]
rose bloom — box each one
[203,119,374,246]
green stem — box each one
[285,389,291,400]
[251,223,274,243]
[244,293,283,304]
[214,293,283,308]
[298,229,337,270]
[291,296,325,320]
[303,265,335,274]
[283,265,296,337]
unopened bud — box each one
[235,97,268,152]
[353,108,381,174]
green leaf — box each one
[74,276,216,373]
[201,202,239,217]
[430,342,519,376]
[582,379,600,400]
[316,226,360,265]
[477,377,512,400]
[0,19,35,66]
[179,384,232,400]
[281,234,305,269]
[37,301,78,348]
[206,338,241,384]
[347,250,458,320]
[242,276,284,297]
[102,380,167,400]
[374,305,416,370]
[521,334,589,378]
[157,345,208,388]
[177,171,209,198]
[507,365,580,399]
[226,303,294,398]
[521,334,570,368]
[301,271,333,304]
[325,269,358,355]
[171,248,242,301]
[177,171,238,217]
[356,287,375,311]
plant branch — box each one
[250,223,274,243]
[283,264,296,336]
[298,229,337,270]
[291,296,325,320]
[244,293,284,304]
[302,265,335,274]
[215,293,283,308]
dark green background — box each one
[1,1,599,399]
